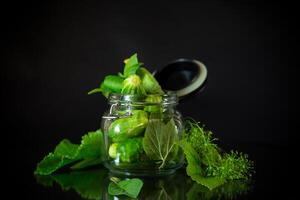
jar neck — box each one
[107,92,178,107]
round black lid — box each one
[154,59,207,100]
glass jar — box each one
[101,92,184,176]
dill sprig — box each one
[184,118,253,181]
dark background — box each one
[2,0,291,199]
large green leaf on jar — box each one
[142,118,178,169]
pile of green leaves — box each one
[35,130,104,175]
[180,119,253,190]
[88,53,163,97]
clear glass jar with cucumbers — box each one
[101,92,184,176]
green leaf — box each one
[102,75,124,93]
[180,139,225,190]
[124,63,142,77]
[88,84,110,97]
[88,75,124,97]
[76,130,104,158]
[143,118,178,169]
[54,139,79,157]
[35,130,104,175]
[123,53,142,77]
[99,82,113,98]
[70,157,103,170]
[108,183,124,196]
[108,178,143,198]
[34,153,75,176]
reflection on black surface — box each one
[186,180,252,200]
[36,169,107,199]
[35,168,252,200]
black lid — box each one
[154,59,207,100]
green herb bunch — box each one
[181,119,253,189]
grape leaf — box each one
[35,130,104,175]
[108,178,143,198]
[142,118,178,169]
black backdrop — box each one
[2,1,291,199]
